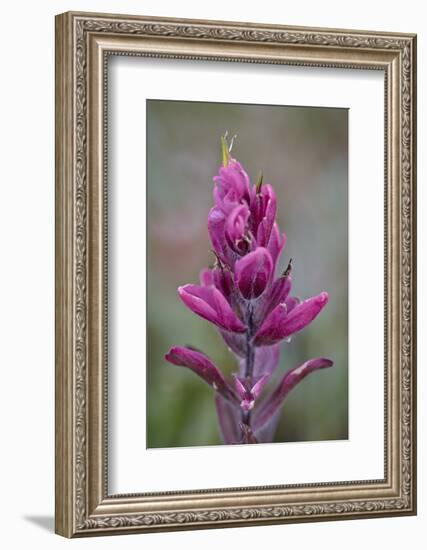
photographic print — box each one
[147,100,348,448]
[56,13,416,536]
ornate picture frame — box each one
[55,11,417,537]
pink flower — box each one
[235,247,273,300]
[165,135,333,444]
[178,284,246,333]
[165,346,238,404]
[254,292,329,346]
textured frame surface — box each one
[55,11,417,538]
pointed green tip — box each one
[283,258,293,278]
[256,171,264,193]
[221,135,229,167]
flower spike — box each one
[166,139,333,445]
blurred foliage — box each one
[147,99,348,448]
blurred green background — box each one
[146,99,348,448]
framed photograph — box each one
[55,11,417,537]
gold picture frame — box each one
[55,11,417,537]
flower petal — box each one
[233,376,247,400]
[165,346,238,403]
[212,265,234,302]
[207,207,230,265]
[254,291,329,346]
[255,184,277,247]
[178,284,246,333]
[225,204,250,253]
[235,247,273,300]
[251,375,269,400]
[254,273,292,327]
[213,160,251,213]
[267,222,286,272]
[233,375,268,412]
[284,295,300,313]
[253,357,334,430]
